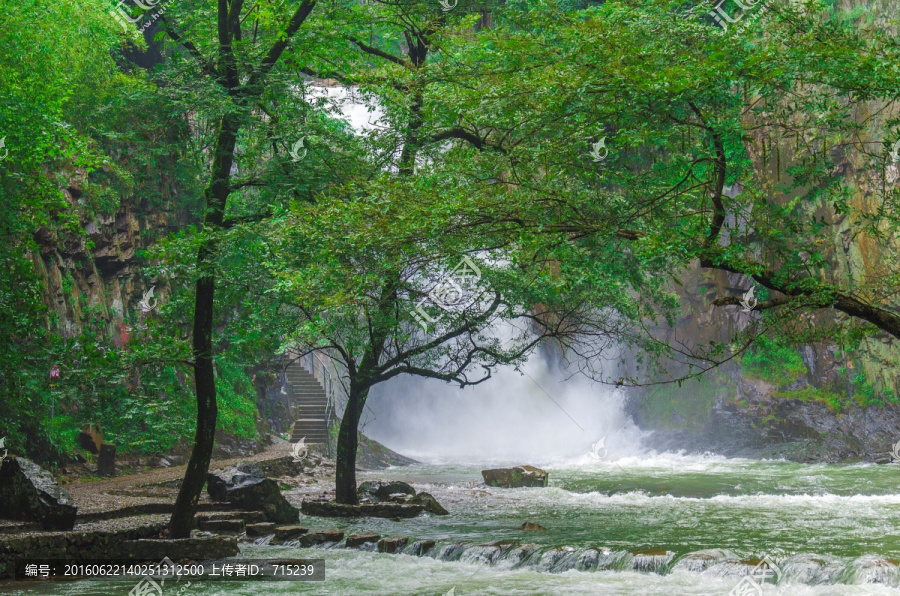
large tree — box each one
[261,0,680,502]
[139,0,324,537]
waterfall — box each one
[362,346,648,464]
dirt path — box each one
[66,441,296,516]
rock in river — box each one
[481,465,548,488]
[207,462,299,524]
[409,492,449,515]
[357,480,416,502]
[0,456,77,530]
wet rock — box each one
[207,463,299,524]
[409,539,436,555]
[298,530,343,547]
[246,523,277,537]
[357,481,416,501]
[255,456,305,478]
[377,536,409,553]
[519,522,546,531]
[195,511,265,526]
[273,526,308,542]
[345,533,380,548]
[482,466,548,488]
[409,492,449,516]
[0,457,77,530]
[301,500,424,519]
[198,519,245,533]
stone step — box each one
[291,433,328,443]
[198,518,245,533]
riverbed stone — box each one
[301,500,424,518]
[409,492,449,515]
[345,533,380,548]
[0,456,77,530]
[377,536,409,553]
[299,530,344,547]
[481,465,548,488]
[246,522,277,537]
[207,463,299,523]
[274,526,308,542]
[519,522,546,531]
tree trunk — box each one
[335,386,368,504]
[168,114,239,538]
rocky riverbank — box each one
[630,375,900,463]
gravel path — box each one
[66,441,299,516]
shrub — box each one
[741,336,807,387]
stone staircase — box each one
[286,361,330,445]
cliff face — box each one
[627,109,900,461]
[28,171,177,341]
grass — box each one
[773,387,845,413]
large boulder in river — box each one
[357,480,416,502]
[481,465,548,488]
[207,462,299,524]
[409,492,449,515]
[0,456,77,530]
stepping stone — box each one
[410,539,436,555]
[274,526,308,542]
[197,511,266,524]
[198,518,245,533]
[299,530,344,547]
[246,522,277,537]
[377,536,409,553]
[345,533,380,548]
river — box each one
[7,453,900,595]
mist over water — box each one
[362,349,649,465]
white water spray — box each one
[363,348,648,465]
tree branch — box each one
[349,36,408,67]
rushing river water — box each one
[7,453,900,595]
